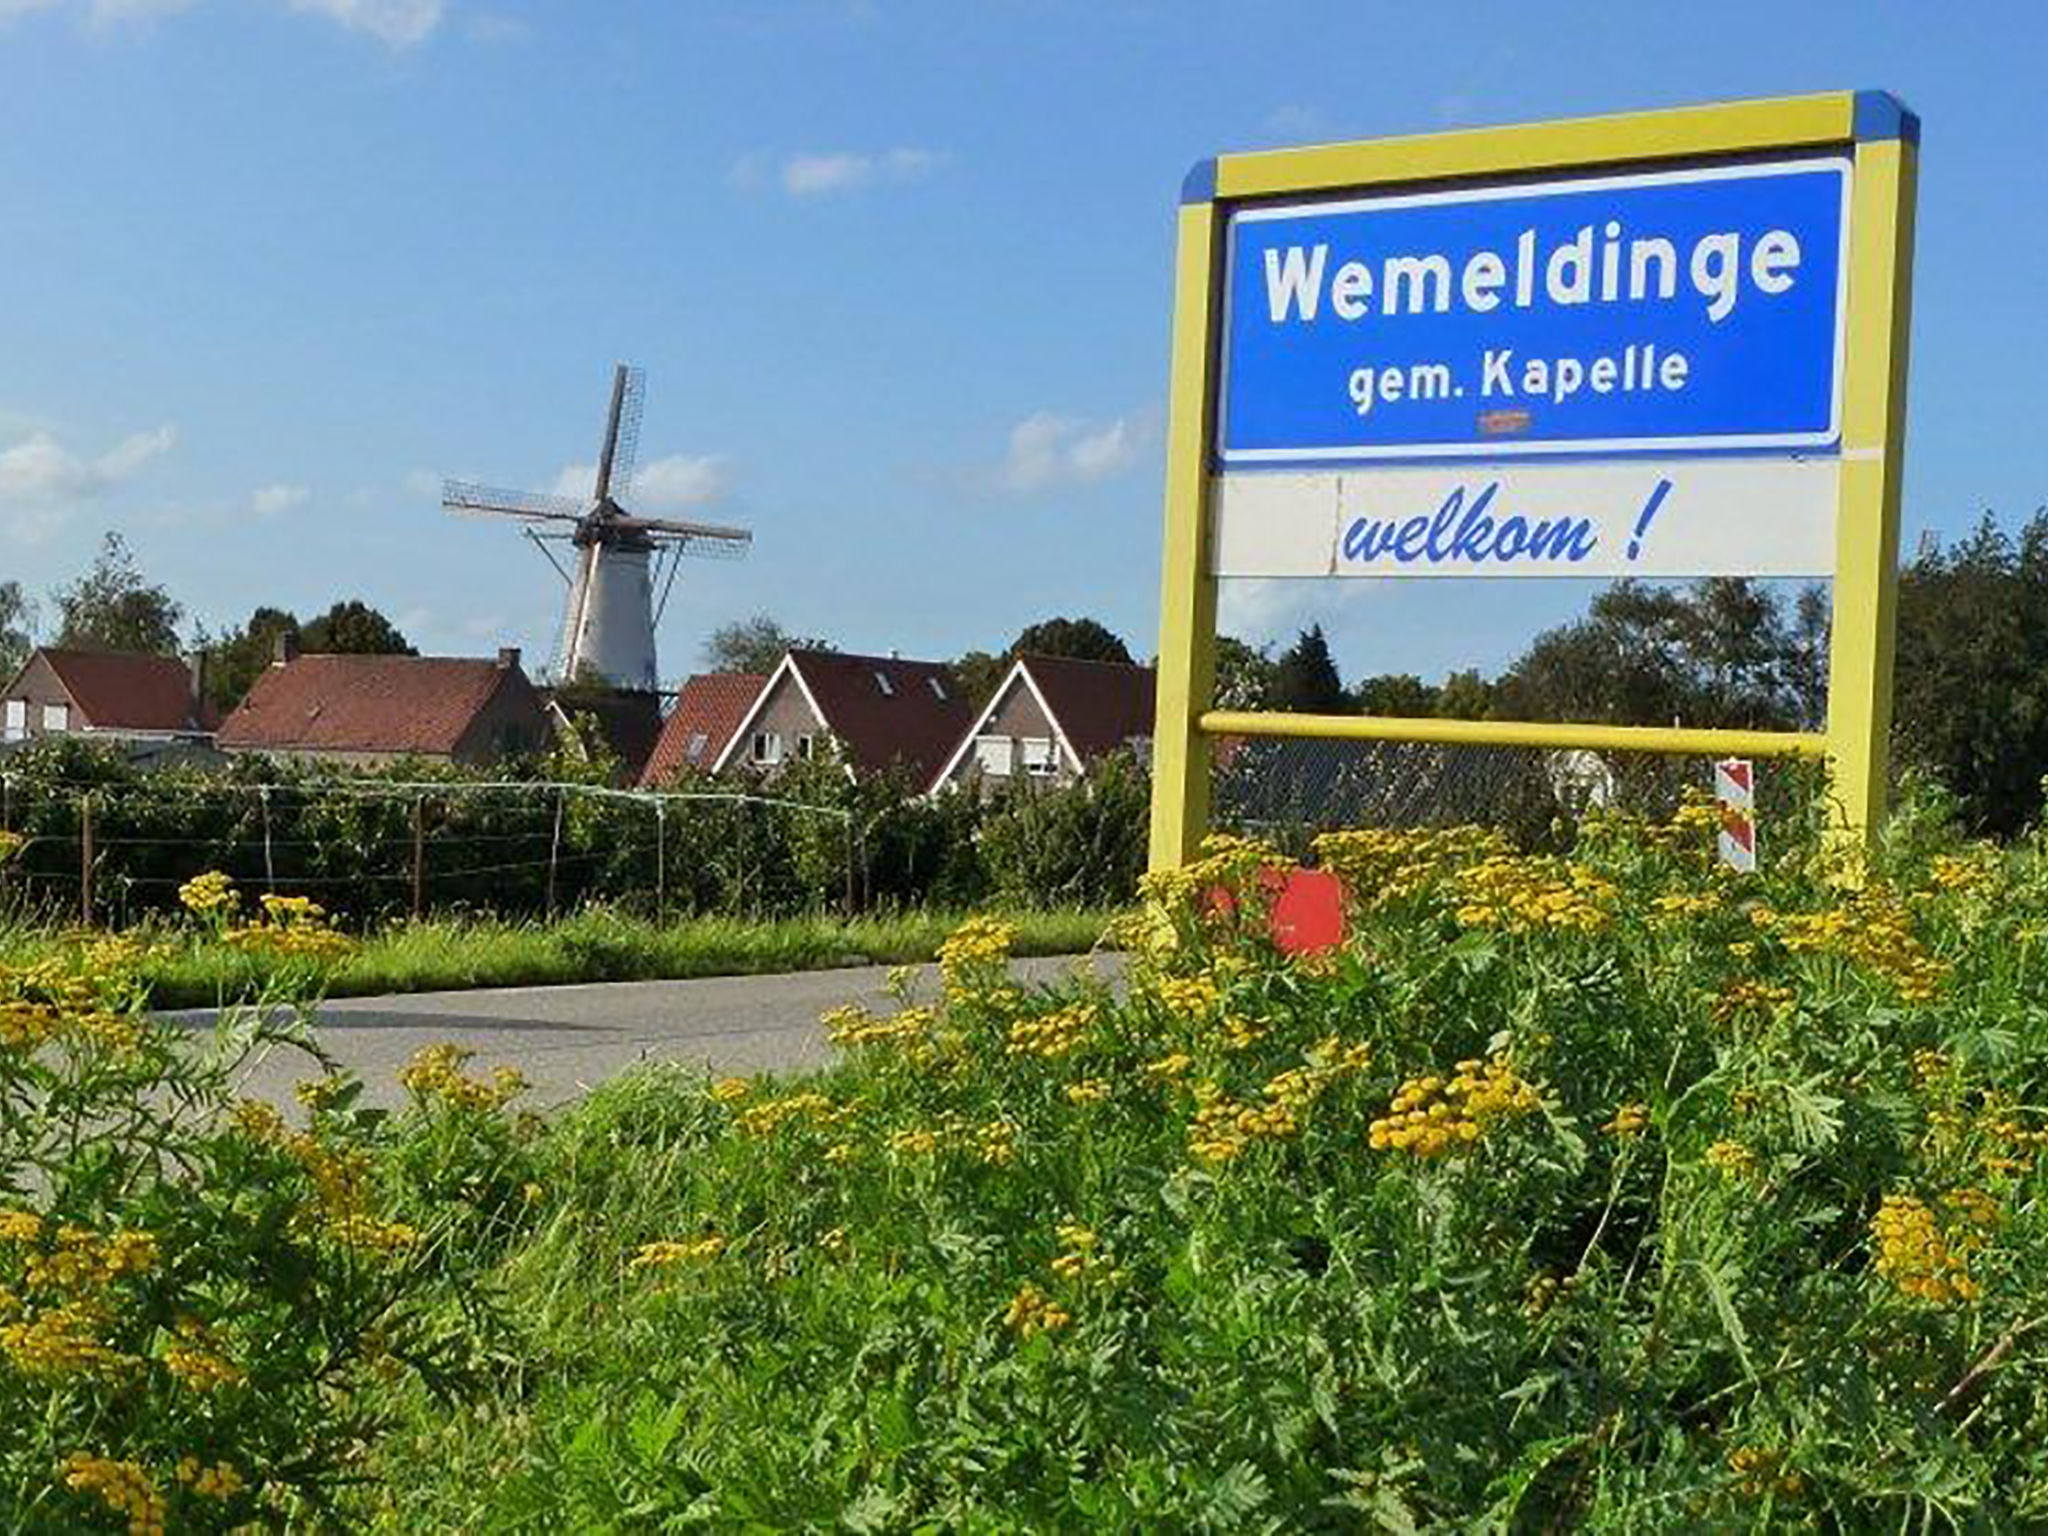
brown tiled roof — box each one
[640,673,765,786]
[218,654,535,755]
[1019,655,1155,763]
[789,649,971,782]
[36,649,215,733]
[545,687,665,781]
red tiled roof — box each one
[37,649,215,733]
[640,673,765,786]
[1019,655,1155,763]
[788,649,972,782]
[218,654,536,756]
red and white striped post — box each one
[1715,758,1757,874]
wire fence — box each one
[0,775,859,930]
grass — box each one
[0,905,1118,1010]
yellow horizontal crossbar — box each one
[1213,92,1858,200]
[1199,710,1829,760]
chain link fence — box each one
[1212,733,1829,857]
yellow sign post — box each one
[1150,91,1917,871]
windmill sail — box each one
[440,362,750,692]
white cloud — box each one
[736,146,949,198]
[992,410,1150,495]
[0,0,438,40]
[0,423,175,506]
[287,0,443,46]
[1217,576,1384,641]
[551,452,730,510]
[250,481,310,516]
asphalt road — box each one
[185,954,1118,1111]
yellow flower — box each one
[1369,1055,1540,1158]
[1064,1078,1110,1106]
[1871,1191,1989,1305]
[1602,1103,1649,1138]
[63,1453,166,1535]
[630,1234,726,1270]
[1002,1283,1071,1340]
[177,870,239,918]
[1705,1140,1759,1180]
[174,1456,245,1500]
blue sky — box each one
[1,0,2043,688]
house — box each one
[2,647,217,745]
[543,685,665,784]
[930,654,1154,794]
[639,672,766,787]
[714,649,970,784]
[217,637,551,767]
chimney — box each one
[274,630,299,666]
[496,646,521,671]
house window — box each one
[973,736,1014,776]
[41,704,69,734]
[797,734,817,761]
[751,730,783,765]
[2,700,23,741]
[928,676,947,700]
[685,731,709,760]
[1021,738,1056,777]
[874,671,894,696]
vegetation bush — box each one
[350,790,2044,1528]
[7,791,2048,1528]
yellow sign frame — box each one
[1148,90,1919,870]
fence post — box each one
[546,788,565,918]
[655,799,667,921]
[78,790,94,929]
[259,786,275,893]
[411,796,426,921]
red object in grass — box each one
[1270,868,1345,954]
[1201,866,1346,954]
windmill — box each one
[442,364,751,693]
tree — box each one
[1212,636,1278,710]
[1890,511,2048,835]
[1493,579,1802,731]
[1436,668,1495,721]
[300,600,414,656]
[1354,673,1437,718]
[0,581,32,678]
[1270,625,1347,714]
[704,615,831,676]
[52,532,183,656]
[1009,617,1133,666]
[950,649,1009,709]
[201,607,301,714]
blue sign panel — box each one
[1218,158,1849,465]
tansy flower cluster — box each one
[399,1043,527,1112]
[1188,1040,1373,1163]
[1369,1055,1541,1157]
[1706,1140,1760,1180]
[937,915,1017,1006]
[1452,856,1615,934]
[62,1453,165,1536]
[174,1456,246,1500]
[1311,825,1509,911]
[1149,974,1219,1019]
[1753,889,1948,1003]
[630,1235,726,1271]
[1006,1001,1097,1060]
[1602,1102,1649,1138]
[162,1320,244,1393]
[176,869,239,919]
[822,1002,933,1051]
[1727,1445,1804,1501]
[1002,1283,1071,1340]
[732,1090,840,1137]
[222,892,355,965]
[1870,1191,1995,1304]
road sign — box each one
[1221,159,1848,465]
[1148,92,1918,872]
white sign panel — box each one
[1209,458,1839,579]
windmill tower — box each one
[442,364,751,692]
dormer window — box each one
[874,671,894,696]
[928,677,947,700]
